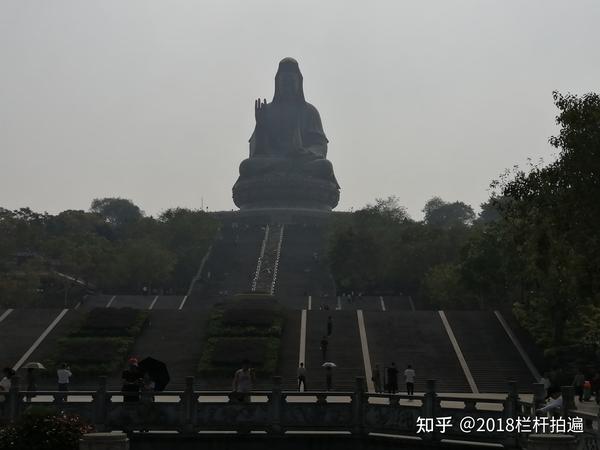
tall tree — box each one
[90,198,143,228]
[423,197,475,228]
[497,91,600,346]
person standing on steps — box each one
[327,315,333,336]
[592,371,600,405]
[298,362,307,391]
[57,363,72,401]
[232,359,255,403]
[572,369,585,402]
[26,368,37,401]
[122,358,143,403]
[325,366,333,391]
[387,362,398,394]
[404,364,416,397]
[0,367,15,404]
[320,336,329,362]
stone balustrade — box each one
[1,376,598,449]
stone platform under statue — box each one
[232,57,340,211]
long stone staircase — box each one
[445,311,538,393]
[303,311,364,391]
[1,215,544,394]
[276,224,336,309]
[188,223,265,307]
[251,224,284,294]
[364,311,471,393]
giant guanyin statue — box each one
[232,58,340,210]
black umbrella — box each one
[138,357,170,391]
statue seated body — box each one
[233,58,340,210]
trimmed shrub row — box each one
[198,296,282,376]
[46,308,148,375]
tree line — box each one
[0,198,218,306]
[328,92,600,365]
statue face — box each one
[277,72,300,99]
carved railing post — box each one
[532,383,545,414]
[423,379,438,442]
[352,377,365,435]
[560,386,575,418]
[269,376,283,435]
[316,392,327,404]
[7,375,21,421]
[181,376,196,434]
[503,381,518,447]
[92,377,107,431]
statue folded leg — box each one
[239,157,338,187]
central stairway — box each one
[252,224,284,294]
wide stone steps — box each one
[188,223,264,305]
[446,311,537,393]
[276,224,336,304]
[304,311,364,391]
[364,311,471,393]
[279,309,302,390]
[253,224,284,293]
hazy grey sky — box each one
[1,1,599,219]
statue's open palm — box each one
[255,98,267,125]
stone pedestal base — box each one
[232,173,340,211]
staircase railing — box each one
[269,225,285,295]
[252,224,284,293]
[251,225,270,292]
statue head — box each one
[273,57,305,103]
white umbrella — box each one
[22,362,46,370]
[322,362,337,368]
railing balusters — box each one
[92,376,107,431]
[1,378,595,446]
[181,376,196,434]
[269,376,282,434]
[352,377,365,435]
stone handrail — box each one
[251,224,270,291]
[2,377,597,449]
[0,377,522,446]
[269,224,284,295]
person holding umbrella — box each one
[322,362,336,391]
[138,357,170,392]
[22,362,45,401]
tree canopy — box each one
[328,91,600,368]
[0,200,218,307]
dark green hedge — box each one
[46,308,148,375]
[70,308,148,337]
[52,337,134,375]
[206,307,283,337]
[199,295,283,376]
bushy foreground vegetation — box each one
[329,92,600,368]
[0,407,92,450]
[0,201,218,306]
